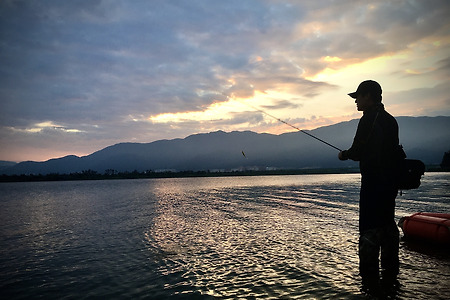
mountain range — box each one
[2,116,449,175]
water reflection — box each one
[145,175,363,298]
[1,174,448,299]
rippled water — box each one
[0,173,449,299]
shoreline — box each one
[0,166,445,183]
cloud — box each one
[261,99,300,111]
[0,0,449,161]
[387,81,450,117]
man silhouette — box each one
[338,80,400,294]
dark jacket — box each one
[341,103,400,231]
[341,103,399,178]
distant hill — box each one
[2,116,449,175]
[0,161,17,173]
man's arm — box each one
[338,116,372,161]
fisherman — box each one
[338,80,400,294]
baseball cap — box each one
[348,80,382,99]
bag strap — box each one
[367,110,404,159]
[365,111,380,144]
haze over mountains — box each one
[2,116,449,175]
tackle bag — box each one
[396,145,425,190]
[397,159,426,190]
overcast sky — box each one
[1,0,449,162]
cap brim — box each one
[348,92,357,99]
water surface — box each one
[1,173,449,299]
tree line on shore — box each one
[0,168,368,182]
[3,150,449,183]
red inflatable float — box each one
[398,212,450,244]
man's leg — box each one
[380,221,400,281]
[359,229,381,290]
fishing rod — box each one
[242,101,343,152]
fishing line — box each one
[240,101,342,152]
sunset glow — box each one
[0,1,448,162]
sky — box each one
[1,0,449,162]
